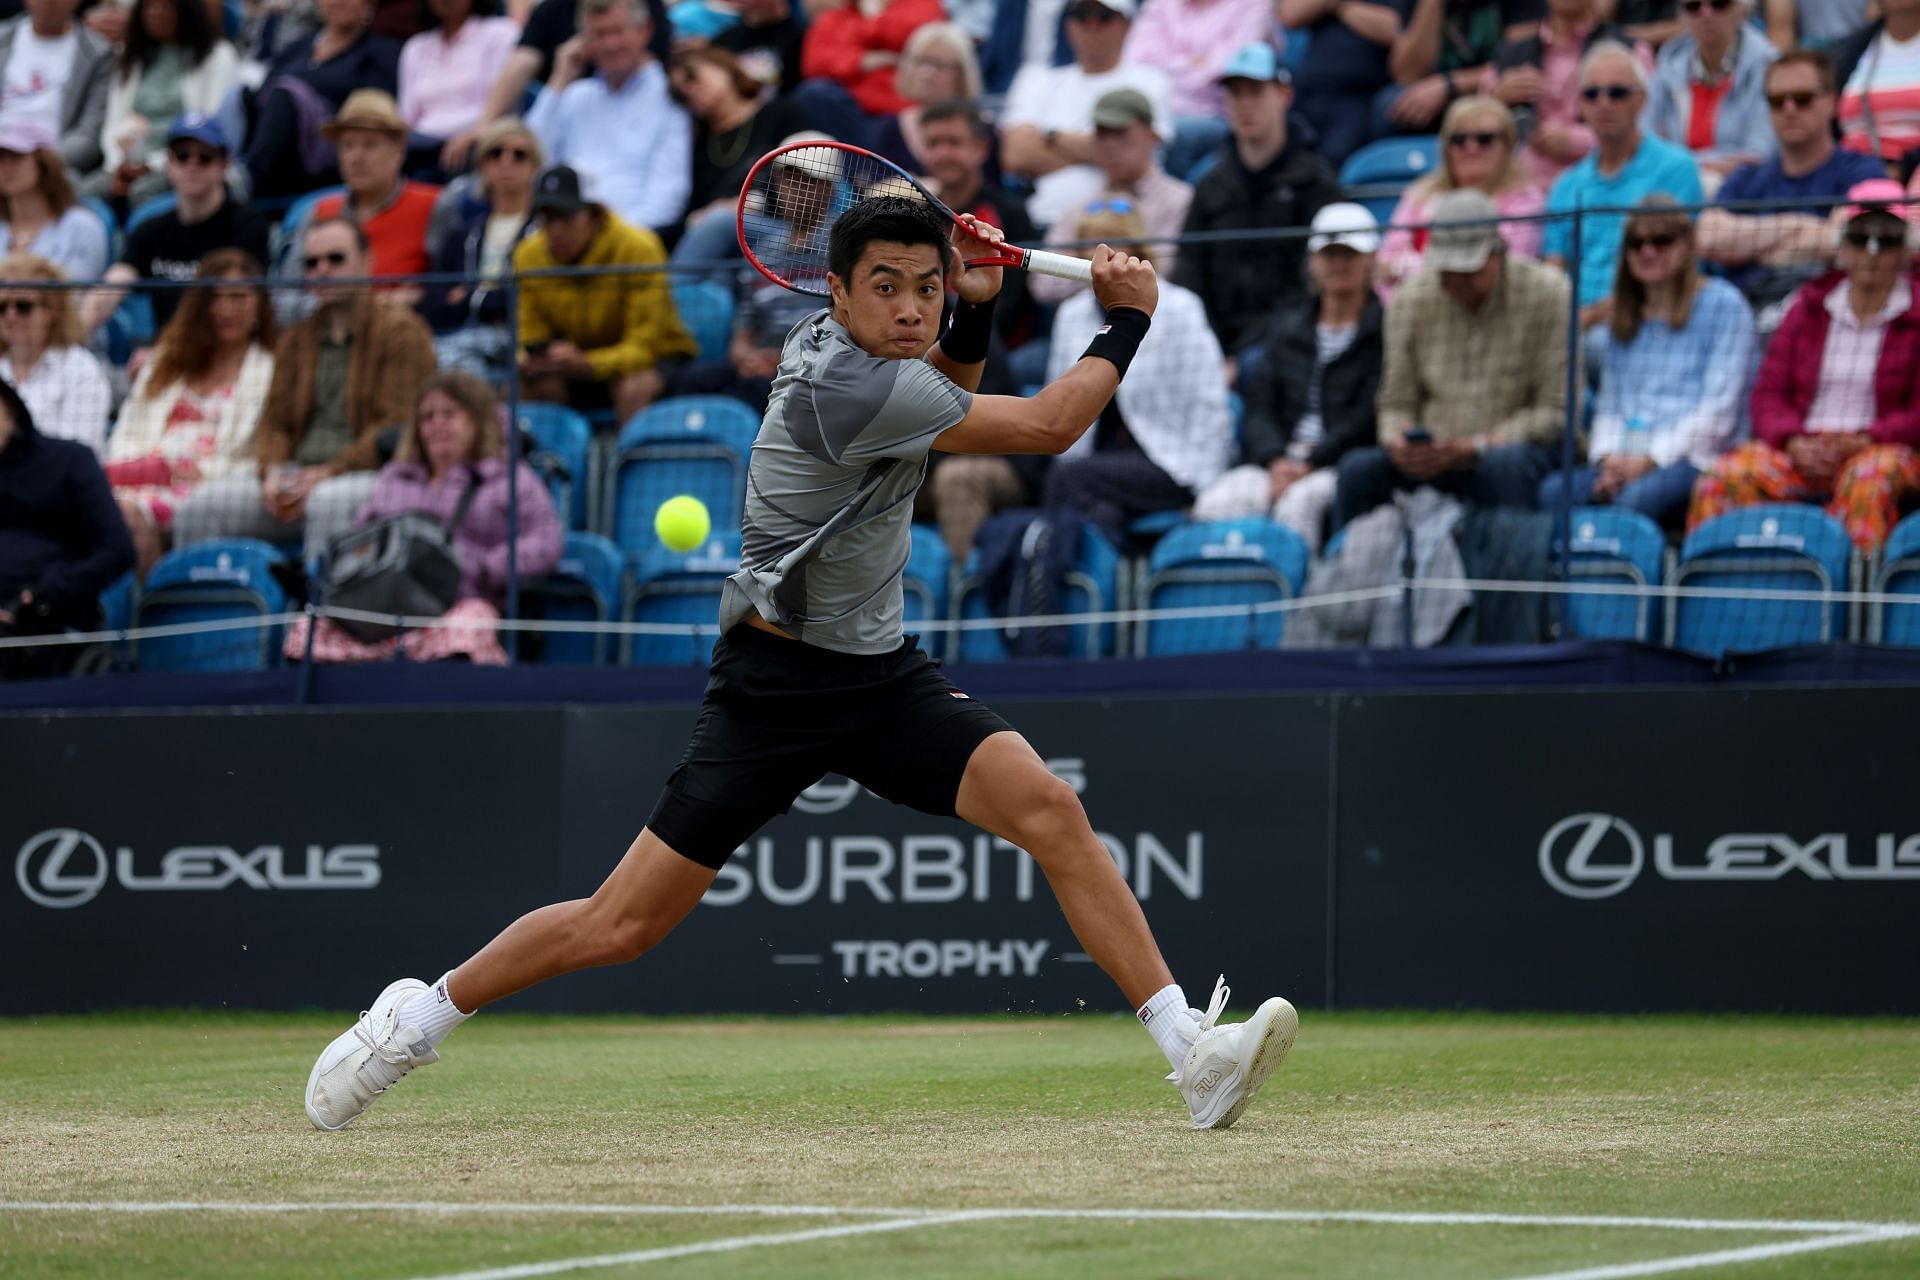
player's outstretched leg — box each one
[952,731,1297,1129]
[305,828,717,1130]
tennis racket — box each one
[736,139,1095,297]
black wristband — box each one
[941,297,996,365]
[1080,306,1152,380]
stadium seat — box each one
[1869,513,1920,646]
[123,193,178,236]
[620,529,742,664]
[1337,137,1438,225]
[951,523,1124,661]
[1668,505,1853,656]
[1559,507,1667,642]
[82,195,118,254]
[671,277,736,365]
[904,523,952,654]
[604,396,760,552]
[524,532,622,664]
[271,185,347,271]
[517,402,594,530]
[133,538,288,671]
[1135,519,1310,655]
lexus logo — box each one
[1538,813,1644,899]
[16,828,111,908]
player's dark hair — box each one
[828,196,951,284]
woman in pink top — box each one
[285,371,563,665]
[1376,96,1546,300]
[399,0,521,173]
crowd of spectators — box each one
[7,0,1920,674]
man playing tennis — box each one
[304,196,1297,1133]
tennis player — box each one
[305,197,1297,1133]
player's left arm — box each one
[927,214,1005,394]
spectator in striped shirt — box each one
[1835,0,1920,169]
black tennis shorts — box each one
[646,624,1014,869]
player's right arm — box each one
[934,246,1159,457]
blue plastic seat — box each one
[1338,137,1438,224]
[670,277,736,365]
[604,396,761,553]
[903,523,951,654]
[1668,505,1853,656]
[525,532,622,664]
[516,402,594,530]
[123,193,178,236]
[1870,512,1920,645]
[1559,507,1667,642]
[951,523,1123,661]
[620,530,742,664]
[1135,520,1310,655]
[133,539,288,670]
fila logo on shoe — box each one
[1192,1068,1224,1095]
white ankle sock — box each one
[1138,983,1201,1074]
[398,971,472,1050]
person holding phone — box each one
[1333,188,1570,529]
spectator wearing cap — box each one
[90,0,238,205]
[1833,0,1920,167]
[1042,203,1233,547]
[1698,48,1885,309]
[239,0,402,201]
[1380,0,1546,140]
[1278,0,1403,168]
[1031,86,1193,304]
[307,90,441,284]
[1539,196,1753,527]
[1177,42,1341,355]
[515,164,696,423]
[172,215,439,562]
[1484,0,1645,191]
[1120,0,1274,178]
[1335,188,1570,527]
[1192,202,1384,552]
[0,117,106,281]
[80,114,270,346]
[0,0,114,177]
[1377,95,1545,299]
[398,0,519,178]
[1689,180,1920,552]
[525,0,690,235]
[1544,40,1702,318]
[1640,0,1777,186]
[1000,0,1177,229]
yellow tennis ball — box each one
[654,495,711,553]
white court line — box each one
[1509,1227,1919,1280]
[408,1214,982,1280]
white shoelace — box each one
[349,1008,414,1093]
[1198,975,1231,1033]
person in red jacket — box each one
[790,0,944,141]
[1688,180,1920,552]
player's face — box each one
[829,240,948,361]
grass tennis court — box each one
[3,1010,1918,1278]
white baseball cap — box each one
[1307,202,1381,255]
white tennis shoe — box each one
[1178,976,1298,1130]
[305,978,439,1131]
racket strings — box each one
[739,145,934,296]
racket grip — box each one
[1021,248,1095,283]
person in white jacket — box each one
[1042,205,1232,546]
[90,0,239,204]
[105,247,276,574]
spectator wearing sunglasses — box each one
[1539,197,1753,527]
[0,116,107,284]
[1378,95,1545,298]
[1833,0,1920,167]
[1030,87,1192,303]
[308,90,443,285]
[88,0,238,207]
[1698,49,1885,307]
[0,253,111,457]
[420,116,542,383]
[1689,180,1920,552]
[1641,0,1778,187]
[1485,0,1646,189]
[81,115,269,345]
[1000,0,1176,230]
[171,216,439,562]
[1543,40,1702,317]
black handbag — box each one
[321,475,482,643]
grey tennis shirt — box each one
[718,309,974,654]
